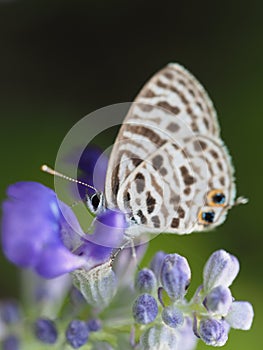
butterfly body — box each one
[89,64,237,236]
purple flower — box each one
[132,294,158,324]
[161,305,184,329]
[87,318,101,332]
[34,318,58,344]
[0,300,21,324]
[203,285,232,316]
[1,182,125,278]
[66,320,89,349]
[198,318,229,347]
[2,335,20,350]
[77,145,108,198]
[203,250,239,292]
[225,301,254,330]
[66,145,108,199]
[160,254,191,300]
[135,268,157,293]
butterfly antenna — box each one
[41,164,97,192]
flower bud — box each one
[66,320,89,349]
[198,318,229,347]
[140,325,177,350]
[135,268,157,293]
[0,300,21,324]
[87,319,101,332]
[225,301,254,330]
[162,305,184,329]
[72,262,117,308]
[203,250,239,292]
[160,254,191,300]
[150,251,166,282]
[132,294,158,324]
[34,318,58,344]
[2,335,20,350]
[203,285,232,316]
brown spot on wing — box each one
[160,167,168,176]
[152,155,163,170]
[146,191,156,214]
[171,218,180,228]
[167,122,180,132]
[125,125,165,147]
[177,206,185,219]
[137,210,147,224]
[135,173,145,193]
[180,166,196,185]
[220,176,225,186]
[210,150,219,159]
[157,101,180,115]
[184,187,191,195]
[151,215,160,228]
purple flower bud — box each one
[203,286,232,316]
[72,262,117,308]
[135,268,157,293]
[34,318,58,344]
[225,301,254,330]
[150,251,166,282]
[0,300,21,324]
[2,335,20,350]
[132,294,158,324]
[203,250,239,292]
[66,320,89,349]
[87,319,101,332]
[140,325,177,350]
[160,254,191,300]
[198,318,229,347]
[161,305,184,329]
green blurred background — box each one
[0,1,262,349]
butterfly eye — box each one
[207,189,226,207]
[198,210,215,225]
[91,193,101,211]
[86,192,104,214]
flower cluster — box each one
[131,250,254,349]
[0,146,254,349]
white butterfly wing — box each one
[105,63,235,234]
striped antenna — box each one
[41,164,97,192]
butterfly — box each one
[44,63,246,238]
[83,63,247,239]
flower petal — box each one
[203,285,232,316]
[35,244,85,278]
[87,209,126,248]
[225,301,254,330]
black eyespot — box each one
[207,190,226,207]
[201,211,215,223]
[212,193,226,205]
[91,193,100,210]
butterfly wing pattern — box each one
[105,63,236,236]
